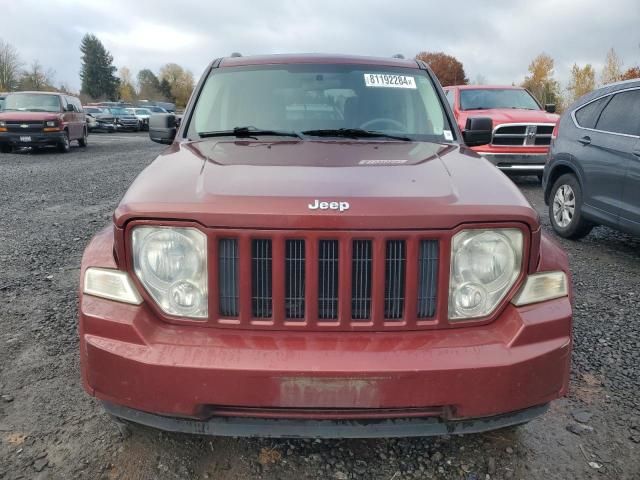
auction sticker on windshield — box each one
[364,73,416,89]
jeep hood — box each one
[115,140,538,232]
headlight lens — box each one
[449,229,523,320]
[132,226,208,318]
[0,120,6,127]
[46,120,57,127]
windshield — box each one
[3,93,61,113]
[135,109,150,115]
[459,89,541,111]
[84,107,103,114]
[108,108,129,115]
[188,64,452,142]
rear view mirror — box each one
[462,117,492,147]
[149,114,177,145]
[545,104,556,113]
[65,104,75,112]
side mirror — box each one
[149,114,177,145]
[65,104,75,112]
[462,117,492,147]
[544,104,556,113]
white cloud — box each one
[2,0,638,92]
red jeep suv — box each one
[0,91,87,153]
[444,85,559,179]
[79,54,572,438]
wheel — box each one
[0,144,12,154]
[548,173,593,239]
[78,128,88,147]
[57,131,71,153]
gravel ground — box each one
[0,134,639,479]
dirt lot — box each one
[1,133,639,480]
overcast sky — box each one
[2,0,639,92]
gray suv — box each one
[543,79,640,238]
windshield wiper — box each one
[301,128,411,141]
[198,126,302,139]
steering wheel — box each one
[360,118,406,131]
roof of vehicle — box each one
[219,53,420,69]
[445,85,526,90]
[5,91,67,96]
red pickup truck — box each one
[79,54,571,438]
[443,85,559,179]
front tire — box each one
[57,131,71,153]
[549,173,593,239]
[78,128,88,147]
[0,144,12,154]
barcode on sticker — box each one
[364,73,416,89]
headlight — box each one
[46,120,57,127]
[0,120,6,127]
[132,226,208,319]
[449,228,523,320]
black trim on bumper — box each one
[0,131,65,146]
[103,402,548,439]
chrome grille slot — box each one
[318,240,339,320]
[384,240,406,319]
[492,123,554,147]
[417,240,439,318]
[218,239,239,316]
[351,240,372,320]
[251,239,272,318]
[285,240,305,319]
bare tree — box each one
[601,48,623,85]
[0,38,23,91]
[18,61,55,91]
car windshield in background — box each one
[3,93,61,113]
[460,89,541,111]
[84,107,104,114]
[148,106,167,113]
[135,109,151,115]
[189,64,451,142]
[108,108,129,115]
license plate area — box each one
[278,377,386,408]
[19,136,32,142]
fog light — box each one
[453,282,487,317]
[169,280,203,314]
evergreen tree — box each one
[79,34,119,100]
[137,69,162,100]
[160,78,173,101]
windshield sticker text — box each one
[364,74,416,89]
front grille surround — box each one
[207,230,447,331]
[492,123,555,147]
[124,222,529,332]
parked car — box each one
[543,79,640,239]
[101,107,139,131]
[126,107,152,131]
[444,85,559,179]
[0,91,87,153]
[84,106,116,133]
[80,54,572,438]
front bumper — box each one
[104,402,549,438]
[80,228,572,436]
[115,122,138,131]
[0,131,65,147]
[477,153,548,174]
